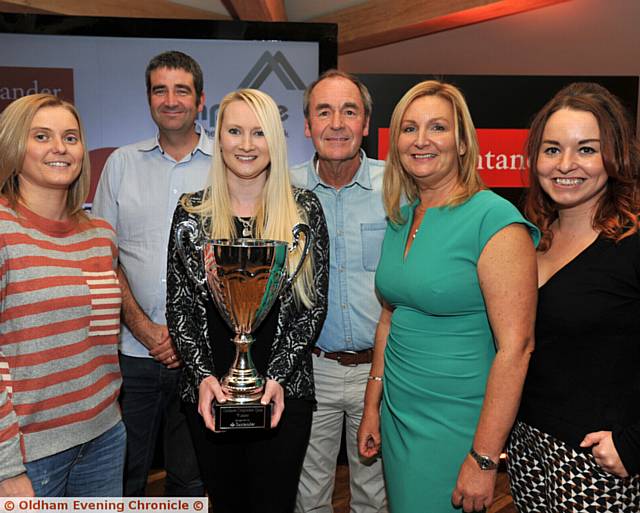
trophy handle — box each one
[285,223,312,289]
[175,219,207,294]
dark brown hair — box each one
[145,50,204,106]
[524,82,640,251]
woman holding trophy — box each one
[166,88,329,513]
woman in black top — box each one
[507,82,640,511]
[165,89,329,513]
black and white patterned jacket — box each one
[166,188,329,403]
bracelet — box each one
[367,375,383,382]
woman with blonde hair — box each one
[357,80,539,512]
[166,88,329,513]
[0,93,123,497]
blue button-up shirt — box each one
[92,125,212,357]
[290,151,386,352]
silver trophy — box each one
[175,219,311,430]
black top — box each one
[518,233,640,475]
[165,188,329,403]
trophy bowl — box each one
[176,221,311,430]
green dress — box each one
[375,190,538,512]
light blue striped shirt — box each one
[92,126,212,357]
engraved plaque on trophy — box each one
[175,221,311,430]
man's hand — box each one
[143,323,181,368]
[134,321,181,369]
[0,473,35,497]
[117,267,180,368]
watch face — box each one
[471,449,497,470]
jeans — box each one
[119,353,203,496]
[25,420,126,497]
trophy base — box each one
[213,401,272,431]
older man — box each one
[291,70,388,513]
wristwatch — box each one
[469,447,498,470]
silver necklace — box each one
[238,216,254,237]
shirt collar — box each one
[138,122,213,158]
[307,149,372,191]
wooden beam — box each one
[0,0,230,19]
[222,0,287,21]
[0,1,48,13]
[311,0,569,55]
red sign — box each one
[377,127,530,188]
[0,67,74,112]
[476,129,529,187]
[377,127,391,163]
[88,148,117,205]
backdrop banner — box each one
[0,33,322,203]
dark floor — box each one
[147,464,516,512]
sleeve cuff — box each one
[0,439,27,482]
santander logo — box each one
[0,67,74,111]
[377,128,530,188]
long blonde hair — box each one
[0,93,90,218]
[184,88,315,308]
[383,80,483,225]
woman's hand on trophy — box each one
[198,376,227,431]
[261,379,284,429]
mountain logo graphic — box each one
[239,51,306,90]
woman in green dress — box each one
[357,80,539,513]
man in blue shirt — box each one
[291,70,387,513]
[93,51,210,497]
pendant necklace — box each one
[412,207,427,240]
[238,216,254,237]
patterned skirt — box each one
[507,421,640,512]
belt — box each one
[312,347,373,366]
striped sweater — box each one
[0,200,122,482]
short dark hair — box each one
[145,51,204,105]
[525,82,640,250]
[303,69,372,120]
